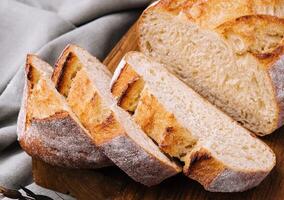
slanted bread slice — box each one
[111,51,275,192]
[138,0,284,135]
[17,55,111,168]
[52,44,181,186]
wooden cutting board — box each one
[32,23,284,200]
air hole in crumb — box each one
[176,67,183,72]
[246,156,254,161]
[192,71,198,76]
[149,69,156,75]
[146,41,153,52]
[158,38,163,43]
[258,100,265,109]
[242,145,248,150]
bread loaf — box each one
[17,55,112,168]
[111,51,275,192]
[138,0,284,135]
[52,44,181,186]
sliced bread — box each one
[110,51,276,192]
[52,44,181,186]
[138,0,284,135]
[17,55,112,168]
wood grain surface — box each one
[32,22,284,200]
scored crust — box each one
[153,0,284,28]
[110,51,275,192]
[52,44,181,186]
[17,55,111,169]
[185,147,269,192]
[137,0,284,135]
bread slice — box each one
[110,51,276,192]
[138,0,284,135]
[52,44,181,186]
[17,55,112,169]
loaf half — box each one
[111,51,275,192]
[52,44,181,186]
[17,55,111,168]
[138,0,284,135]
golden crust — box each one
[52,45,75,86]
[111,62,197,158]
[154,0,253,28]
[217,15,284,66]
[154,0,284,28]
[111,63,141,100]
[53,45,125,145]
[18,55,111,168]
[52,45,181,186]
[63,67,124,145]
[111,63,146,113]
[184,147,225,188]
[133,89,197,159]
[184,147,269,192]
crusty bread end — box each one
[17,54,111,168]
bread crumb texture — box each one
[138,0,284,135]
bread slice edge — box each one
[17,54,112,169]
